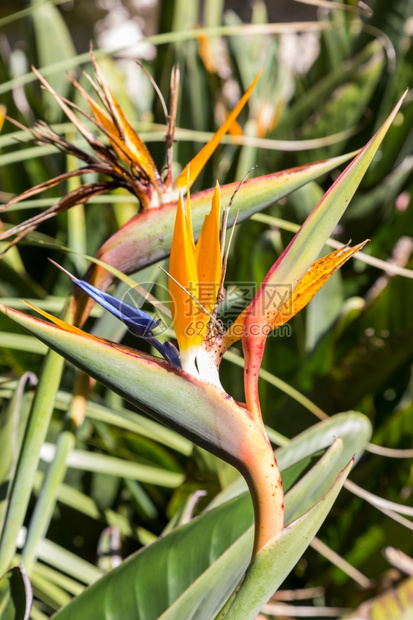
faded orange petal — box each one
[0,105,6,132]
[197,33,217,74]
[224,240,368,349]
[241,240,368,421]
[89,55,162,193]
[69,76,124,159]
[272,241,368,329]
[107,87,162,188]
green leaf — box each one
[0,372,37,531]
[0,351,65,576]
[0,565,33,620]
[30,0,76,123]
[49,438,356,620]
[160,439,349,620]
[0,305,263,468]
[50,418,358,619]
[249,92,407,310]
[241,92,407,405]
[51,493,254,620]
[207,412,372,510]
[220,459,353,620]
[40,445,184,487]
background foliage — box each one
[0,0,412,618]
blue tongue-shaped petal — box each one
[51,260,181,368]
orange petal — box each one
[184,181,195,254]
[22,300,101,340]
[168,193,199,360]
[197,33,217,74]
[195,181,222,319]
[174,70,262,190]
[272,241,368,330]
[227,117,244,137]
[224,241,368,350]
[0,105,6,132]
[240,241,368,420]
[88,56,162,193]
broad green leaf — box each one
[276,411,372,471]
[0,305,266,469]
[159,439,348,620]
[52,493,254,620]
[50,423,356,620]
[221,460,353,620]
[159,530,251,620]
[0,565,32,620]
[283,437,344,522]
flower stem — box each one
[240,431,284,556]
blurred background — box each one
[0,0,413,617]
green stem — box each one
[0,350,65,575]
[22,372,91,573]
[21,429,75,573]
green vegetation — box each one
[0,1,412,618]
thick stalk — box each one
[240,429,284,556]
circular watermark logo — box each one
[120,281,173,336]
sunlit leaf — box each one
[0,565,32,620]
[241,91,407,420]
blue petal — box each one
[74,279,158,336]
[53,262,181,369]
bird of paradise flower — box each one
[0,48,261,247]
[0,75,406,558]
[5,179,369,553]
